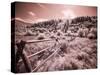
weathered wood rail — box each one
[25,39,52,44]
[15,35,83,72]
[18,44,55,63]
[32,43,61,72]
[15,39,54,72]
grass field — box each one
[15,16,97,73]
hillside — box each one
[14,16,97,73]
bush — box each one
[87,33,96,39]
[24,32,32,36]
[50,36,56,39]
[90,28,97,38]
[57,32,61,36]
[37,36,45,40]
[78,29,84,37]
[59,41,69,54]
[37,34,45,40]
[78,28,89,37]
[57,30,63,36]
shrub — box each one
[37,36,45,40]
[87,33,96,39]
[57,32,61,36]
[57,30,63,36]
[59,41,69,54]
[24,32,32,36]
[70,62,78,69]
[37,34,45,40]
[78,29,84,37]
[90,28,97,38]
[78,28,89,37]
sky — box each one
[13,2,97,23]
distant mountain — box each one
[11,18,33,36]
[11,18,33,26]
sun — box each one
[62,9,76,19]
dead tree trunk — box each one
[63,20,69,33]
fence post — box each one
[16,40,32,72]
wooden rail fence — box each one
[15,39,55,72]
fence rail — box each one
[15,34,86,72]
[15,39,55,72]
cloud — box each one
[35,18,48,23]
[28,11,36,16]
[13,17,48,23]
[37,3,46,9]
[62,9,76,19]
[13,17,33,23]
[14,17,26,22]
